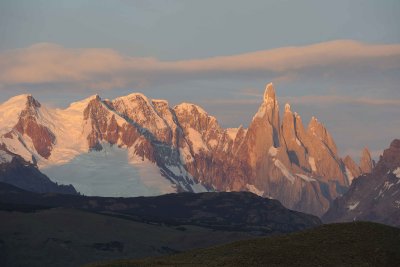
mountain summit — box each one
[0,84,371,216]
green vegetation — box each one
[88,222,400,267]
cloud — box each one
[204,89,400,107]
[280,95,400,106]
[198,95,400,114]
[0,40,399,89]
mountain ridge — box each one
[323,139,400,227]
[0,83,373,216]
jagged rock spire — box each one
[284,103,291,113]
[360,147,373,174]
[264,83,276,103]
[343,155,362,183]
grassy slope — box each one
[89,222,400,267]
[0,208,253,267]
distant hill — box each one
[88,222,400,267]
[0,182,320,234]
[0,184,320,267]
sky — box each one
[0,0,399,160]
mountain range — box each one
[0,83,374,216]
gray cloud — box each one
[0,40,399,90]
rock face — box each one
[0,84,368,216]
[323,139,400,227]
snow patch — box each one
[246,184,264,196]
[187,128,208,154]
[274,159,295,183]
[190,181,208,193]
[296,173,317,182]
[268,146,278,157]
[152,99,168,104]
[166,164,182,176]
[179,145,194,163]
[308,157,317,172]
[393,167,400,178]
[348,201,360,211]
[345,167,354,183]
[1,133,36,163]
[175,102,208,116]
[295,138,301,146]
[377,181,395,198]
[0,150,13,163]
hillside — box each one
[0,184,321,266]
[0,208,255,267]
[89,222,400,267]
[0,183,321,234]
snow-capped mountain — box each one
[0,83,373,216]
[323,139,400,227]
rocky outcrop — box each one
[0,146,77,194]
[323,139,400,227]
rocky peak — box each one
[343,155,361,183]
[10,95,56,159]
[25,95,41,109]
[390,139,400,149]
[252,83,281,147]
[152,99,169,109]
[83,96,120,150]
[11,94,42,118]
[307,116,320,134]
[83,96,106,120]
[284,103,292,113]
[307,116,338,156]
[3,94,39,108]
[360,147,373,174]
[377,139,400,171]
[264,83,276,102]
[113,93,172,143]
[174,103,220,133]
[174,102,223,156]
